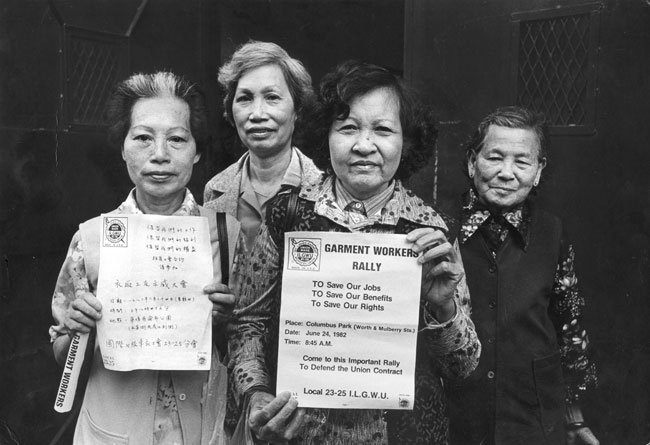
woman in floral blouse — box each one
[227,60,480,444]
[446,106,598,445]
[50,72,238,444]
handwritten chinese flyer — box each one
[277,231,422,409]
[96,214,213,371]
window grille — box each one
[511,4,601,135]
[63,26,129,129]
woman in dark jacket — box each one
[447,106,599,445]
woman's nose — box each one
[151,139,170,162]
[497,160,515,179]
[249,97,267,121]
[352,131,376,154]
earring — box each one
[469,171,474,178]
[534,179,539,186]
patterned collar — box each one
[118,188,200,216]
[334,178,396,218]
[459,189,531,248]
[298,175,448,231]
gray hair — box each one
[218,40,314,126]
[106,71,209,153]
[465,106,549,163]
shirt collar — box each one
[299,175,448,231]
[460,189,530,247]
[334,179,396,217]
[118,188,200,216]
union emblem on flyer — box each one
[288,237,321,271]
[103,217,128,247]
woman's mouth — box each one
[247,127,274,137]
[350,161,378,170]
[145,172,175,181]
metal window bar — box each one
[63,26,129,129]
[511,3,601,135]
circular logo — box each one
[106,219,126,243]
[292,240,319,267]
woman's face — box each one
[232,64,297,159]
[122,96,199,207]
[468,125,546,210]
[328,87,403,200]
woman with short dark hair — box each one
[227,60,480,444]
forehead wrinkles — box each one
[130,99,190,129]
[348,88,401,124]
[483,127,540,157]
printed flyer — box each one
[277,231,422,409]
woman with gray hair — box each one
[50,71,238,444]
[447,106,598,444]
[203,40,321,251]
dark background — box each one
[0,0,648,443]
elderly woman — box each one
[49,72,239,444]
[446,106,598,445]
[228,60,480,444]
[203,40,321,251]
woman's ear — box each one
[467,153,476,178]
[193,152,202,164]
[534,157,547,185]
[121,146,126,161]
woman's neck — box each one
[248,147,293,187]
[135,190,185,215]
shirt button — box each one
[487,371,495,379]
[488,300,496,309]
[487,337,495,344]
[178,393,186,401]
[488,265,497,273]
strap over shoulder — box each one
[216,212,229,286]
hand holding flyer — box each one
[277,231,422,410]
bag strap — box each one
[213,212,230,359]
[216,212,229,286]
[284,188,300,233]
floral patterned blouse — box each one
[50,189,201,445]
[459,189,597,403]
[227,176,480,444]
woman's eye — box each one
[266,94,281,101]
[134,134,151,142]
[339,124,357,133]
[375,126,394,134]
[235,95,251,104]
[169,136,186,144]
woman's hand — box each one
[406,228,464,322]
[203,282,235,323]
[248,391,305,443]
[63,292,102,333]
[567,427,599,445]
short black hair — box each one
[307,60,438,180]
